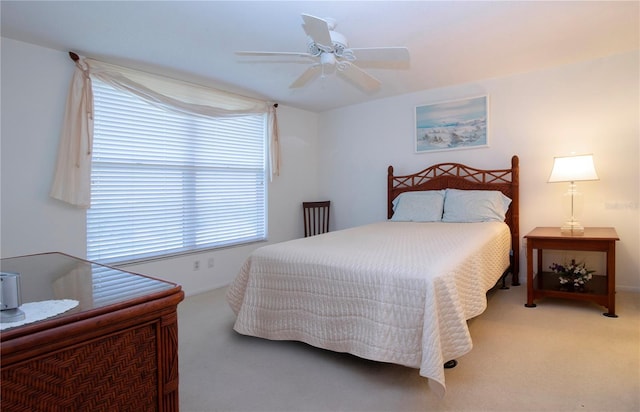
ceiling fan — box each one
[236,14,410,92]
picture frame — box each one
[415,95,489,153]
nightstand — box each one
[524,227,619,317]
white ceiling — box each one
[2,1,638,112]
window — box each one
[87,79,267,264]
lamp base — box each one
[561,220,584,236]
[1,308,25,323]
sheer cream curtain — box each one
[50,55,280,208]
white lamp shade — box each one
[548,154,599,183]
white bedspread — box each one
[226,221,510,396]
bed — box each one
[226,156,519,396]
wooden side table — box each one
[524,227,619,317]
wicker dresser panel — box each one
[1,253,183,412]
[2,323,158,412]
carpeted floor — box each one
[178,283,640,412]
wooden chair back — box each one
[302,201,330,237]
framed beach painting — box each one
[415,95,489,153]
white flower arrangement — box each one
[549,259,595,289]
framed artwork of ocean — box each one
[415,95,489,153]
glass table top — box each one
[1,252,177,326]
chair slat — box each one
[302,201,330,237]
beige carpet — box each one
[178,283,640,412]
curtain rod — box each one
[68,51,279,109]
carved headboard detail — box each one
[387,155,520,285]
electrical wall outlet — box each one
[193,260,200,271]
[605,201,639,210]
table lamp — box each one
[548,154,599,235]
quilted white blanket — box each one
[226,221,510,396]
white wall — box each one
[1,38,320,296]
[317,50,639,291]
[2,37,638,293]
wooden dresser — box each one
[1,252,184,411]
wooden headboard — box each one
[387,155,520,285]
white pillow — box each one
[391,190,445,222]
[442,189,511,223]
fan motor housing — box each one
[329,31,348,55]
[307,30,348,57]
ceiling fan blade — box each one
[236,51,313,58]
[350,47,410,62]
[301,14,332,47]
[289,65,322,89]
[338,62,381,93]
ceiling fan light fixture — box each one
[320,53,337,75]
[320,53,336,66]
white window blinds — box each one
[87,79,267,264]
